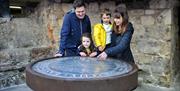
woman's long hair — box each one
[113,4,129,34]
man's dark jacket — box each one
[59,12,91,56]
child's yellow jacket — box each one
[92,23,112,49]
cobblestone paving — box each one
[0,83,175,91]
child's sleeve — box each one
[93,24,101,47]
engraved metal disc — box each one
[32,57,132,79]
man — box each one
[55,0,91,57]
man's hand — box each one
[54,53,63,57]
[80,52,87,57]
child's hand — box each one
[80,52,87,57]
[89,52,97,57]
[98,46,104,51]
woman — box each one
[97,4,135,63]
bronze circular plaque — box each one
[26,57,138,91]
[32,57,133,79]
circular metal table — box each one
[26,57,138,91]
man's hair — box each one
[73,0,86,9]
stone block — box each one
[30,47,54,61]
[128,10,144,16]
[157,9,172,25]
[150,56,169,74]
[0,71,25,88]
[141,16,155,25]
[145,10,155,15]
[0,49,30,71]
[61,3,72,13]
[134,53,153,65]
[136,39,161,54]
[143,25,171,41]
[159,42,171,59]
[99,1,115,12]
[131,25,146,42]
[149,0,171,9]
[174,82,180,91]
[88,2,99,13]
[129,16,141,25]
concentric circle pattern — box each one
[32,57,132,79]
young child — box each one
[78,33,97,57]
[93,8,112,52]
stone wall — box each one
[0,17,55,88]
[130,9,172,87]
[0,0,179,89]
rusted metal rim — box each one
[26,57,138,91]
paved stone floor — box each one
[0,83,176,91]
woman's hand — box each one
[89,52,97,57]
[97,52,107,61]
[80,52,87,57]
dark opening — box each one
[178,7,180,37]
[125,0,150,9]
[172,6,180,86]
[0,0,10,17]
[23,2,40,16]
[10,8,22,17]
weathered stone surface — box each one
[0,47,54,88]
[0,18,49,49]
[130,8,173,87]
[128,10,145,16]
[157,9,172,25]
[149,0,172,9]
[99,1,115,12]
[61,3,72,13]
[130,25,145,43]
[145,10,155,15]
[141,16,155,25]
[129,16,141,25]
[144,25,171,41]
[0,14,55,89]
[0,71,25,88]
[88,2,99,13]
[30,47,55,61]
[136,39,161,54]
[0,49,30,71]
